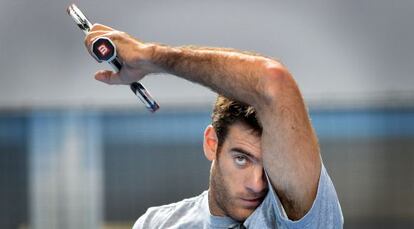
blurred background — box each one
[1,0,414,228]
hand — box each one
[84,24,159,85]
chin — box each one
[229,208,255,222]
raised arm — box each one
[85,24,321,220]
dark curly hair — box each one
[211,95,262,149]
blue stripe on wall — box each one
[1,108,414,145]
[310,108,414,139]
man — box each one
[85,24,343,228]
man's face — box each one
[208,122,268,222]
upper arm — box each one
[256,64,322,220]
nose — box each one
[246,167,267,194]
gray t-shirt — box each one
[133,164,343,229]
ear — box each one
[203,125,218,161]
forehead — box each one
[224,122,262,160]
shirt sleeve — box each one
[268,164,344,229]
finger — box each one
[84,30,125,51]
[84,31,112,51]
[84,31,124,62]
[94,70,124,85]
[90,23,114,32]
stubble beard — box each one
[209,161,251,222]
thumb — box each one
[94,70,123,85]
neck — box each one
[208,187,226,217]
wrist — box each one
[147,43,182,75]
[133,43,165,75]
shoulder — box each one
[132,191,208,229]
[245,164,344,229]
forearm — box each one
[84,24,282,107]
[149,44,283,106]
[260,90,321,219]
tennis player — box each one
[85,24,343,229]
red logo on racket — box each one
[98,44,109,56]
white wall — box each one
[1,0,413,109]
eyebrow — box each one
[230,147,260,163]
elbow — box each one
[259,60,296,104]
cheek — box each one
[218,155,245,193]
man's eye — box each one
[234,156,247,166]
